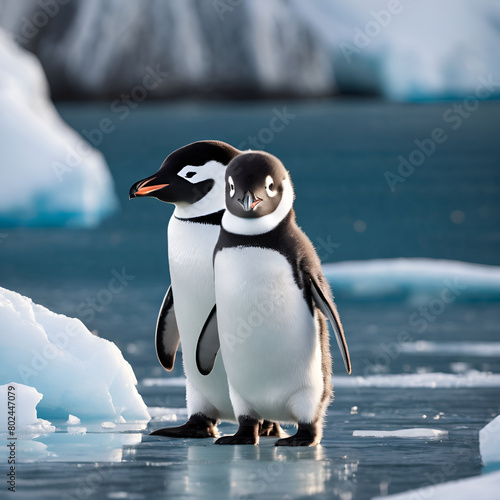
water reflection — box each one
[160,439,358,499]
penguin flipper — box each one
[310,279,351,375]
[196,305,220,376]
[156,285,180,371]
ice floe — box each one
[324,258,500,301]
[372,470,500,500]
[353,428,447,439]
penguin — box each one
[196,151,351,446]
[129,141,283,439]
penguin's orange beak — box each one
[135,183,169,196]
[129,177,168,198]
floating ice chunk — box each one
[0,287,150,422]
[67,426,87,435]
[372,470,500,500]
[353,428,447,439]
[480,415,500,466]
[323,258,500,302]
[333,371,500,389]
[0,383,55,436]
[401,341,500,357]
[66,414,81,425]
[148,406,189,423]
[0,30,118,227]
[142,377,188,388]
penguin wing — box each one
[195,305,220,376]
[310,278,352,375]
[155,286,180,371]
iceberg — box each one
[480,415,500,467]
[353,428,447,439]
[372,470,500,500]
[0,29,118,227]
[0,287,150,422]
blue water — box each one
[1,99,499,499]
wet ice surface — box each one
[9,302,500,500]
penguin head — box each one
[225,151,293,220]
[129,141,240,210]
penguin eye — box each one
[185,171,196,179]
[228,176,235,197]
[265,175,277,198]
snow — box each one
[333,371,500,389]
[372,470,500,500]
[480,416,500,466]
[141,377,190,388]
[0,29,118,227]
[323,258,500,301]
[401,341,500,357]
[353,428,447,439]
[0,286,150,422]
[293,0,500,101]
[0,383,55,436]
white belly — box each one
[167,217,233,419]
[214,246,323,422]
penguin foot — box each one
[274,422,319,447]
[150,413,219,438]
[260,420,286,438]
[215,415,259,445]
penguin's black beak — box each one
[238,191,262,211]
[129,176,169,199]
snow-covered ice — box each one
[372,470,500,500]
[333,371,500,389]
[0,287,150,422]
[401,341,500,357]
[353,428,448,439]
[323,258,500,301]
[0,383,55,436]
[480,415,500,466]
[0,29,118,227]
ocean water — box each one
[1,99,499,499]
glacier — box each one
[0,29,118,227]
[0,0,334,99]
[1,0,499,101]
[0,287,150,422]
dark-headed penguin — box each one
[130,141,283,439]
[196,151,351,446]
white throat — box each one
[222,178,294,235]
[173,161,226,219]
